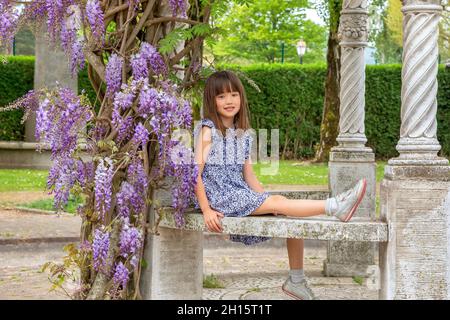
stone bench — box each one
[140,189,388,300]
[158,209,388,242]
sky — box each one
[305,8,326,26]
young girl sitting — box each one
[193,70,366,300]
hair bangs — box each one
[212,74,241,96]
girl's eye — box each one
[232,93,239,97]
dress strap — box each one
[194,118,216,140]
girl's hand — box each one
[203,208,224,233]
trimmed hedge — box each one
[0,56,34,140]
[0,56,97,141]
[222,63,450,159]
[1,57,449,159]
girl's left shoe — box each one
[325,178,367,222]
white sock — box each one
[325,198,337,216]
[289,269,305,283]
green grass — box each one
[20,195,84,214]
[203,274,225,289]
[254,160,387,185]
[0,169,48,192]
[0,162,388,194]
[352,276,364,286]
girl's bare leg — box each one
[250,195,325,217]
[287,238,303,269]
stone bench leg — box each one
[379,179,450,299]
[140,227,203,299]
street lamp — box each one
[296,40,307,64]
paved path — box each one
[0,207,378,300]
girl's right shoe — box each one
[325,178,367,222]
[282,277,316,300]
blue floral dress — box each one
[193,118,271,245]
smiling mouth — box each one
[224,107,235,112]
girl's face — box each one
[215,91,241,121]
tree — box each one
[372,0,449,64]
[370,0,402,64]
[439,4,450,62]
[313,0,342,162]
[210,0,327,64]
[386,0,403,47]
[0,0,215,299]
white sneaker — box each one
[282,276,316,300]
[325,178,367,222]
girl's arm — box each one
[243,157,265,193]
[194,126,223,232]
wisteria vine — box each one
[0,0,206,300]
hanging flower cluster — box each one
[168,0,188,18]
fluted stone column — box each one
[25,26,78,142]
[324,0,377,277]
[379,0,450,299]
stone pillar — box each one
[25,26,77,142]
[324,0,377,277]
[140,184,203,300]
[379,0,450,300]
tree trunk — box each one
[314,2,342,163]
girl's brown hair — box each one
[203,70,250,136]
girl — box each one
[193,70,366,300]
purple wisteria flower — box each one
[171,161,198,227]
[112,91,135,127]
[168,0,188,18]
[76,160,95,188]
[130,42,167,79]
[106,54,124,96]
[116,181,135,218]
[138,86,159,118]
[47,156,77,210]
[130,52,148,80]
[113,91,134,111]
[94,157,114,221]
[45,0,65,44]
[60,4,81,51]
[85,0,104,42]
[126,158,148,213]
[70,39,85,76]
[93,228,110,272]
[112,262,129,288]
[23,0,47,21]
[131,123,149,147]
[78,240,92,253]
[119,219,142,258]
[117,159,149,218]
[0,0,19,50]
[141,42,167,76]
[35,98,51,142]
[117,116,134,143]
[130,255,139,269]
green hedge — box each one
[221,63,450,159]
[1,57,449,159]
[0,56,97,141]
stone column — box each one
[25,26,77,142]
[379,0,450,299]
[324,0,377,277]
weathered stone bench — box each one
[140,190,388,300]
